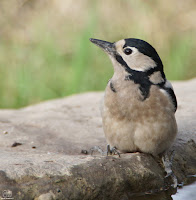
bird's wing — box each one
[162,80,177,112]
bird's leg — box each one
[161,151,177,188]
[162,150,175,178]
[107,144,121,157]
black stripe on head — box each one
[115,53,133,74]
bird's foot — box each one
[107,145,121,157]
[162,151,177,188]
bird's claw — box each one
[107,145,121,157]
[162,151,178,188]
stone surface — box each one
[0,79,196,200]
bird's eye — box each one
[124,48,133,55]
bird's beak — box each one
[90,38,115,55]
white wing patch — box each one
[164,80,174,90]
[160,88,169,96]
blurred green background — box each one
[0,0,195,108]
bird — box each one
[90,38,178,185]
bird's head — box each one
[90,38,165,81]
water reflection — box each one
[124,180,196,200]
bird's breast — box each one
[103,80,143,120]
[103,80,174,121]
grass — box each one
[0,0,195,108]
[164,35,195,80]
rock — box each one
[0,79,195,200]
[36,191,55,200]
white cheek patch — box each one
[123,49,156,71]
[117,46,157,72]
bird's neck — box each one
[112,65,165,85]
[111,65,166,100]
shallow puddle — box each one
[127,178,196,200]
[172,181,196,200]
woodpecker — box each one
[90,38,178,185]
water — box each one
[126,179,196,200]
[172,182,196,200]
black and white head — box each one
[90,38,177,111]
[90,38,165,82]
